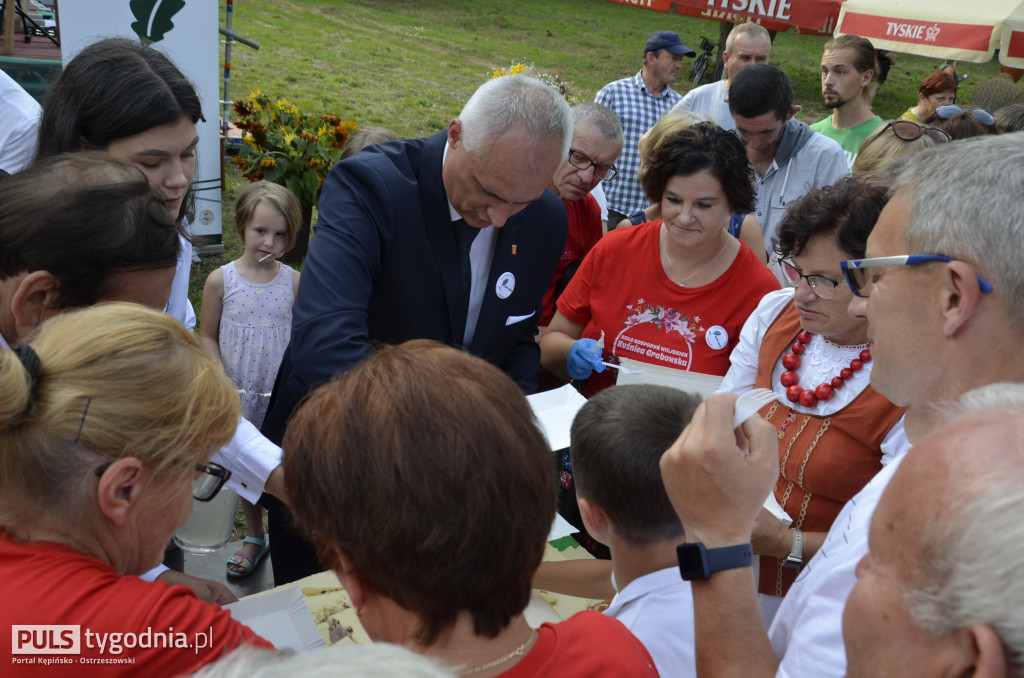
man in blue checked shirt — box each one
[595,30,694,229]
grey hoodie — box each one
[752,118,848,251]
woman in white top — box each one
[719,177,908,624]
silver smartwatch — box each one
[783,527,804,569]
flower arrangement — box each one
[489,62,580,105]
[231,88,358,210]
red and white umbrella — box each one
[835,0,1024,67]
[604,0,845,36]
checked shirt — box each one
[595,70,681,217]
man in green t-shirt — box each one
[811,35,884,171]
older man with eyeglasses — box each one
[539,102,623,339]
[657,132,1024,678]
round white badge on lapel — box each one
[705,325,729,350]
[495,272,515,299]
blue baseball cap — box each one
[645,31,696,57]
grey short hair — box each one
[571,101,623,147]
[458,74,572,165]
[189,643,456,678]
[904,383,1024,675]
[885,133,1024,330]
[725,22,770,53]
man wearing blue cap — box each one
[596,31,695,229]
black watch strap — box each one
[677,542,754,581]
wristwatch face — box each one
[676,543,710,580]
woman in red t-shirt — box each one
[540,121,779,397]
[0,304,271,676]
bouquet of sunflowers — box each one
[231,88,357,209]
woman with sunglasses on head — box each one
[851,120,948,179]
[933,104,995,140]
[717,177,908,626]
[541,122,779,397]
[0,304,272,674]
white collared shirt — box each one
[441,142,497,346]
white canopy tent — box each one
[836,0,1024,67]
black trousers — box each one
[260,492,324,585]
[606,208,628,231]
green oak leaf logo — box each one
[130,0,186,45]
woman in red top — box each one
[0,304,271,676]
[284,340,659,677]
[540,122,779,396]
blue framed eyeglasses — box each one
[841,255,996,298]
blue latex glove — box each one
[566,338,606,381]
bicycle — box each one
[690,36,716,85]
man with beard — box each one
[811,35,885,171]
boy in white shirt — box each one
[541,384,702,677]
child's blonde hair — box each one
[233,182,302,253]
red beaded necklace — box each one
[780,331,872,407]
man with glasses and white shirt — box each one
[261,74,572,585]
[658,133,1024,678]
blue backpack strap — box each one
[729,213,744,238]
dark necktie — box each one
[453,218,479,328]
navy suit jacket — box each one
[262,131,568,443]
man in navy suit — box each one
[261,74,572,584]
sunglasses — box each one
[934,105,996,127]
[886,120,951,144]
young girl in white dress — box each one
[200,181,301,577]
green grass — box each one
[196,0,1005,314]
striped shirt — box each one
[595,70,681,216]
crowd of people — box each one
[1,20,1024,678]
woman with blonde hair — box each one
[851,120,949,180]
[0,304,272,673]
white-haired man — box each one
[262,74,573,585]
[658,133,1024,678]
[844,383,1024,678]
[668,22,771,132]
[540,101,623,334]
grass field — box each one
[193,0,1005,314]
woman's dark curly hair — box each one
[773,176,888,260]
[639,121,757,214]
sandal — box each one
[226,536,270,578]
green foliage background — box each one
[194,0,1005,314]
